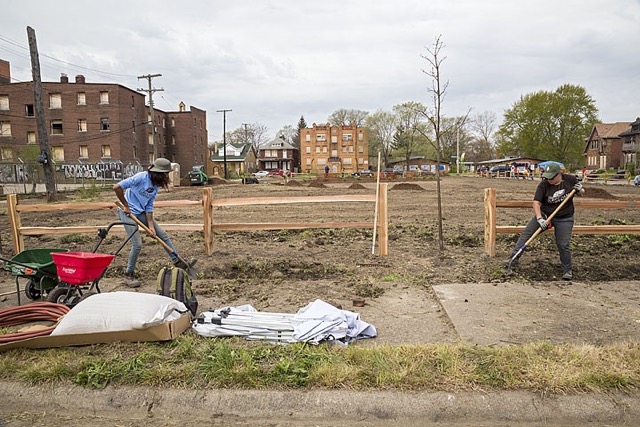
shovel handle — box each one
[115,201,175,254]
[521,188,578,248]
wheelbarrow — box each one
[45,221,139,307]
[1,248,69,305]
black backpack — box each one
[156,266,198,317]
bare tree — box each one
[420,35,448,251]
[226,123,270,153]
[327,109,369,127]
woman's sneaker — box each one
[562,271,573,281]
[123,271,141,288]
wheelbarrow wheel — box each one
[47,287,81,307]
[24,279,42,300]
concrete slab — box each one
[434,281,640,346]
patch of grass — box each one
[3,338,639,393]
[59,234,93,245]
[76,184,104,199]
[382,273,402,282]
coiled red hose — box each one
[0,302,70,343]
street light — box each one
[216,109,232,179]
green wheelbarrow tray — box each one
[1,248,69,304]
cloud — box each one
[1,0,639,138]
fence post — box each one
[378,183,389,256]
[6,194,24,254]
[484,187,496,256]
[202,187,213,256]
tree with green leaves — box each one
[294,115,307,150]
[496,84,598,169]
[392,102,427,170]
[365,110,398,168]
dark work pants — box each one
[511,215,574,273]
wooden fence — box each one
[483,187,640,256]
[6,184,389,256]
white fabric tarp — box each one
[192,299,376,345]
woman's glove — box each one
[574,182,583,192]
[537,216,548,231]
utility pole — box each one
[217,109,232,179]
[242,123,249,144]
[137,74,163,161]
[27,26,56,202]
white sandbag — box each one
[51,291,187,335]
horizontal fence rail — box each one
[484,187,640,256]
[6,185,389,257]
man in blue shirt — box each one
[114,158,195,287]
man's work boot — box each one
[123,271,141,288]
[173,257,197,270]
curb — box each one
[1,382,638,425]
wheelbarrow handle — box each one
[115,201,175,254]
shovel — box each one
[115,201,198,278]
[505,188,577,276]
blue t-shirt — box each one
[118,172,158,215]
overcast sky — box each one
[1,1,639,142]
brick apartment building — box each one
[582,122,631,171]
[0,59,207,183]
[300,123,369,174]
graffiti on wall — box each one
[0,162,145,183]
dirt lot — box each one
[1,175,640,345]
[2,175,640,426]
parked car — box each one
[352,169,373,177]
[188,166,208,186]
[270,169,293,177]
[489,165,510,177]
[634,175,640,186]
[251,170,269,178]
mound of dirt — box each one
[308,180,327,188]
[208,177,228,185]
[286,180,303,187]
[391,183,425,191]
[349,183,367,190]
[585,186,618,199]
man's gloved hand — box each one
[537,216,548,231]
[573,182,583,192]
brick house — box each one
[257,136,298,173]
[582,122,631,170]
[619,117,640,170]
[0,60,207,184]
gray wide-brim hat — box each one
[149,158,171,173]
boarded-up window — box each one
[0,95,8,110]
[27,131,36,144]
[0,121,11,136]
[99,91,109,104]
[52,146,64,161]
[77,92,86,105]
[79,145,88,158]
[101,145,111,158]
[77,119,87,132]
[49,93,62,109]
[1,147,13,160]
[148,134,154,145]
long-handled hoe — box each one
[504,188,577,276]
